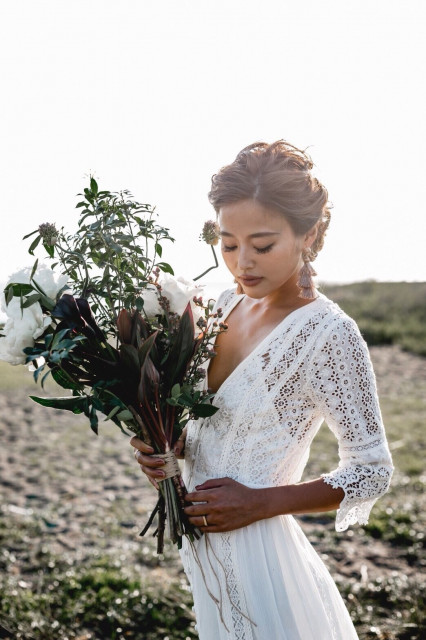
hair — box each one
[208,140,331,261]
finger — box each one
[130,436,154,454]
[134,450,165,469]
[184,504,211,517]
[146,474,160,490]
[173,426,187,457]
[187,514,220,532]
[195,478,228,491]
[185,489,213,503]
[173,438,185,457]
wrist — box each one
[253,487,278,521]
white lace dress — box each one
[180,289,393,640]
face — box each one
[219,199,314,300]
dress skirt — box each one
[180,514,359,640]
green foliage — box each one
[321,281,426,356]
[0,556,196,640]
[25,180,175,332]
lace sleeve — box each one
[308,314,394,531]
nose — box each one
[237,246,255,271]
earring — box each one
[297,249,317,300]
[233,278,244,295]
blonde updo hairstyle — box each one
[208,140,331,262]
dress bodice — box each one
[183,288,393,531]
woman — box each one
[131,141,394,639]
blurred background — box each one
[0,1,425,639]
[0,0,425,291]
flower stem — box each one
[193,245,219,281]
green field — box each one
[321,281,426,356]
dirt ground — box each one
[0,345,425,639]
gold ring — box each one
[202,515,208,527]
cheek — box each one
[221,249,236,270]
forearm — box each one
[256,478,344,521]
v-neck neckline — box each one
[209,291,322,398]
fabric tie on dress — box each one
[156,451,181,481]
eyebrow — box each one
[220,231,280,238]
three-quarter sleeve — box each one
[308,314,394,531]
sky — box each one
[0,0,425,296]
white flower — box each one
[1,263,69,313]
[0,263,68,365]
[0,298,51,365]
[140,274,204,324]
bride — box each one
[131,140,394,639]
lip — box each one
[238,276,263,286]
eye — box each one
[255,244,274,254]
[222,245,237,252]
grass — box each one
[321,282,426,356]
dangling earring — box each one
[233,278,243,295]
[297,249,317,299]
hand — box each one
[130,436,165,490]
[173,426,187,459]
[184,477,263,533]
[130,427,187,490]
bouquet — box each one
[0,178,223,552]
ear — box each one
[303,222,319,250]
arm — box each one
[185,314,393,533]
[309,316,394,530]
[184,477,343,533]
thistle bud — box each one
[200,220,220,246]
[38,222,58,246]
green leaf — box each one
[29,395,87,413]
[155,261,174,275]
[6,286,13,305]
[40,370,51,388]
[116,409,133,422]
[155,243,162,258]
[30,259,39,281]
[51,367,83,391]
[5,283,34,299]
[89,404,98,434]
[22,229,39,240]
[135,297,144,311]
[171,383,181,398]
[21,294,41,308]
[43,242,55,258]
[28,235,41,255]
[191,403,219,418]
[90,177,98,195]
[104,405,121,421]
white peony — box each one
[140,274,204,324]
[1,264,69,312]
[0,263,69,365]
[0,298,51,365]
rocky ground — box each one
[0,345,425,639]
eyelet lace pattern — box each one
[181,288,393,639]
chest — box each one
[207,302,292,393]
